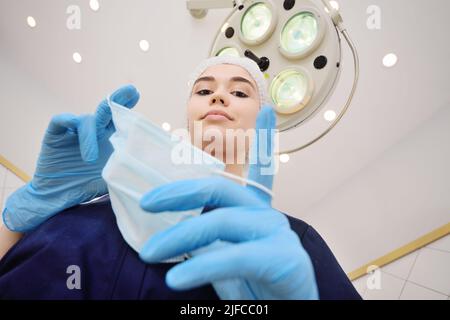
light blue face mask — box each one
[103,97,273,253]
[102,98,227,261]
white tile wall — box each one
[353,234,450,300]
[364,271,406,300]
[382,250,419,280]
[400,282,447,300]
[408,247,450,295]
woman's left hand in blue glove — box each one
[139,106,319,300]
[3,85,140,232]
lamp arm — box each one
[187,0,243,18]
[187,0,237,12]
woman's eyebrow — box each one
[230,76,256,90]
[194,76,256,91]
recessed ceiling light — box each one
[89,0,100,12]
[139,40,150,52]
[324,110,336,122]
[162,122,171,132]
[330,1,340,10]
[279,154,290,163]
[325,1,340,13]
[73,52,82,63]
[383,53,398,68]
[27,16,36,28]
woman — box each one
[0,56,360,299]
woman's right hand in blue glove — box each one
[2,85,140,232]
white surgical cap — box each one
[186,56,269,107]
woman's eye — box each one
[197,89,212,95]
[232,91,249,98]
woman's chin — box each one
[202,122,229,135]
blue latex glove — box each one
[2,85,140,232]
[139,106,319,300]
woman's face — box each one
[187,64,260,161]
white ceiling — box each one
[1,0,449,272]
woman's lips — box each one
[204,114,230,121]
[201,110,234,121]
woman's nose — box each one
[212,97,225,104]
[210,91,228,106]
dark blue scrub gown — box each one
[0,197,361,300]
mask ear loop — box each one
[213,169,274,199]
